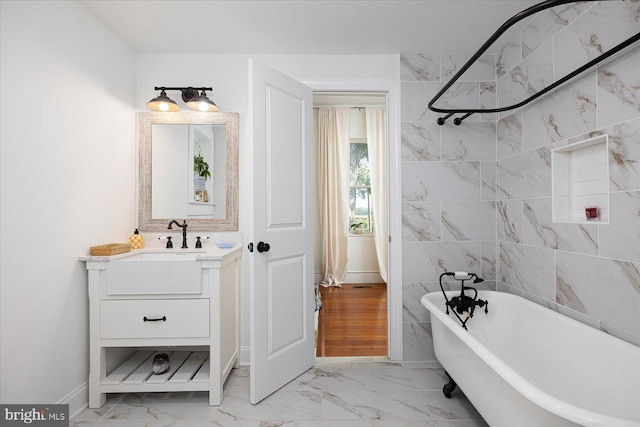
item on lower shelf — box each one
[152,353,170,375]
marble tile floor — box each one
[72,360,488,427]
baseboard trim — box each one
[344,272,384,283]
[239,346,251,366]
[315,272,384,284]
[59,381,88,420]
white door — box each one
[249,59,315,404]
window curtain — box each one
[365,106,388,283]
[318,107,351,287]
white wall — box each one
[137,54,399,361]
[346,235,384,283]
[0,1,136,411]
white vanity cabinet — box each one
[81,247,241,408]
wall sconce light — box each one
[146,86,219,112]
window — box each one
[349,140,373,233]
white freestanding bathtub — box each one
[421,290,640,427]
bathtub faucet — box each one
[439,272,489,330]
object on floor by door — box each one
[314,283,322,311]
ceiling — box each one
[79,0,540,55]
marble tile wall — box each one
[495,2,640,347]
[400,52,498,360]
[400,3,640,361]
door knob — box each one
[257,241,270,253]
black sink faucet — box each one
[167,220,188,248]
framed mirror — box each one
[138,112,239,231]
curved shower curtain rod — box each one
[429,0,640,126]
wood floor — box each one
[316,283,388,357]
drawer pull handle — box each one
[143,316,167,322]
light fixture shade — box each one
[186,90,219,112]
[146,90,180,112]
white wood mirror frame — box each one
[138,112,239,231]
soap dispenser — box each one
[129,228,144,249]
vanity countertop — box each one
[79,245,241,262]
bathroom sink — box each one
[105,250,204,295]
[119,250,208,261]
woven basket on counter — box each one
[89,243,132,256]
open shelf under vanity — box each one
[102,350,211,393]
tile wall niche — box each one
[400,2,640,360]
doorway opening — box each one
[312,92,389,358]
